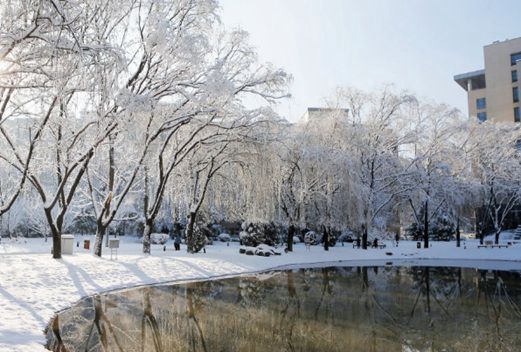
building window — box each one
[477,112,487,122]
[515,107,520,122]
[512,52,521,66]
[513,70,518,83]
[476,98,486,109]
[514,87,520,103]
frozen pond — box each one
[46,265,521,351]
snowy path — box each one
[1,237,521,351]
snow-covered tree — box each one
[333,87,416,248]
[0,0,124,257]
[405,100,464,247]
[467,122,521,244]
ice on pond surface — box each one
[46,266,521,352]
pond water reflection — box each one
[46,266,521,352]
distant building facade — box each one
[300,107,349,123]
[455,37,521,123]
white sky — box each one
[219,0,521,121]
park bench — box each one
[353,242,386,249]
[371,243,386,249]
[478,240,509,248]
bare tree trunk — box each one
[51,232,62,259]
[186,212,196,253]
[142,166,153,255]
[94,224,106,257]
[323,226,329,251]
[456,217,461,248]
[287,224,295,252]
[44,209,62,259]
[423,200,429,249]
[96,143,115,257]
[362,224,368,250]
[143,218,153,254]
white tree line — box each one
[0,0,520,258]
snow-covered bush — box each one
[325,233,337,247]
[218,233,231,242]
[239,230,256,247]
[239,222,281,247]
[304,231,322,245]
[239,246,256,255]
[337,232,354,243]
[239,245,282,257]
[186,224,211,253]
[254,245,281,257]
[150,233,169,245]
[406,213,455,241]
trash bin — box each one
[416,242,421,249]
[84,240,90,250]
[61,234,74,255]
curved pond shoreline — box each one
[2,240,521,351]
[47,262,521,352]
[48,257,521,313]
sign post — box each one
[109,239,120,260]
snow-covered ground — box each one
[2,235,521,352]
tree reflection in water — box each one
[46,266,521,352]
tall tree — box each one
[468,122,521,244]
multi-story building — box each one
[454,37,521,123]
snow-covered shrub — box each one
[337,233,354,243]
[239,229,257,247]
[239,222,281,247]
[218,233,231,242]
[239,245,282,257]
[406,213,455,241]
[292,236,300,244]
[326,233,337,247]
[254,244,281,257]
[239,246,255,255]
[186,223,210,253]
[304,231,322,245]
[433,215,456,241]
[150,233,169,245]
